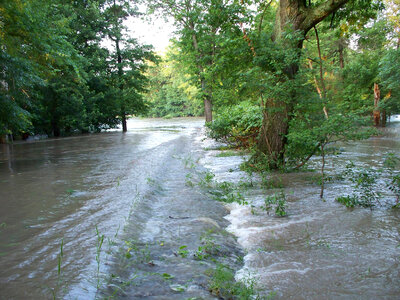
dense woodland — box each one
[1,0,400,168]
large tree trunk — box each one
[258,99,290,168]
[257,0,349,168]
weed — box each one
[215,191,247,205]
[161,273,174,280]
[336,163,381,209]
[261,191,287,217]
[238,177,254,189]
[183,156,196,169]
[185,173,195,187]
[108,274,138,297]
[95,226,105,289]
[261,174,284,189]
[336,195,359,208]
[208,264,260,300]
[216,150,244,157]
[51,239,65,299]
[199,171,215,187]
[215,181,234,193]
[169,284,186,292]
[203,145,235,151]
[66,189,75,195]
[384,153,400,205]
[124,240,152,264]
[177,245,189,258]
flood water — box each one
[203,116,400,299]
[0,117,399,299]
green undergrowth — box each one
[335,155,400,209]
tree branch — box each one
[301,0,349,33]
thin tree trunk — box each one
[373,83,381,127]
[314,26,327,101]
[116,37,127,132]
[338,41,345,69]
[320,144,325,198]
[381,109,387,127]
[191,26,212,122]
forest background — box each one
[1,0,399,168]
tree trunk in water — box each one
[257,0,349,168]
[373,83,381,126]
[381,109,387,127]
[0,135,6,144]
[115,36,127,133]
[202,80,212,122]
[191,26,213,123]
[122,114,127,132]
[258,100,290,168]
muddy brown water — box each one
[0,117,399,299]
[203,116,400,299]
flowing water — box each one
[202,116,400,299]
[0,117,399,299]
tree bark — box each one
[257,0,349,168]
[116,37,127,132]
[373,83,381,126]
[191,27,213,122]
[0,135,6,144]
[338,40,345,69]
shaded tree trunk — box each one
[115,37,127,132]
[257,0,349,168]
[201,78,212,123]
[0,135,7,144]
[373,83,381,126]
[191,27,213,122]
[339,41,345,69]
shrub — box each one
[206,101,262,147]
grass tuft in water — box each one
[207,263,267,299]
[95,226,105,289]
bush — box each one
[206,101,262,147]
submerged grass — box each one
[207,263,270,299]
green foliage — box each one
[336,162,382,209]
[145,47,202,118]
[336,195,359,208]
[208,264,260,300]
[177,245,189,258]
[379,49,400,116]
[384,153,400,204]
[261,191,287,217]
[0,0,154,138]
[286,111,375,167]
[206,101,262,146]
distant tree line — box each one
[0,0,155,141]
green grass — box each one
[216,150,246,157]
